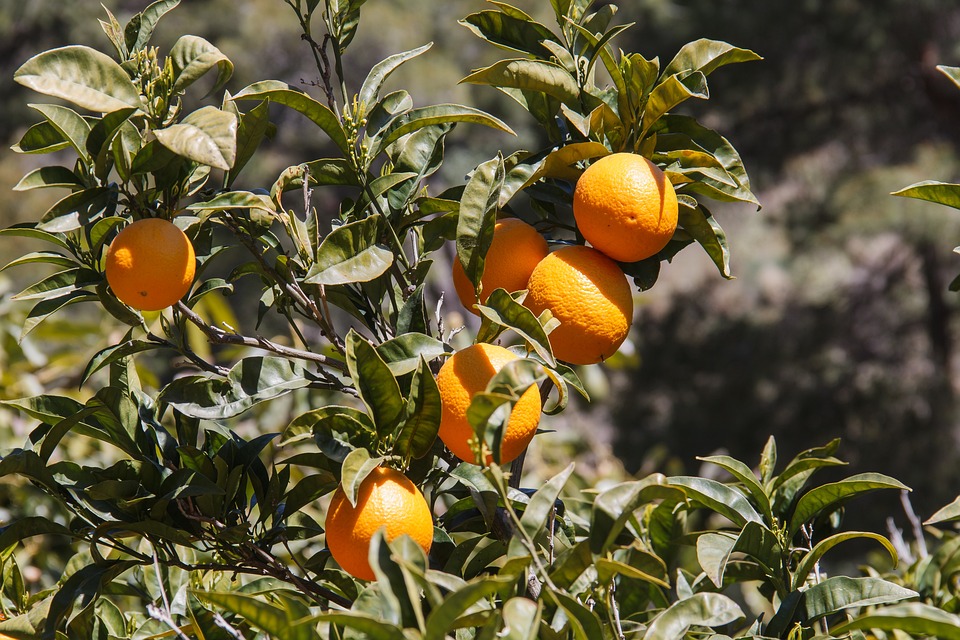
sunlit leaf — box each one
[457,155,504,290]
[305,215,393,286]
[154,105,237,170]
[831,603,960,640]
[462,59,579,108]
[788,473,909,537]
[169,34,234,95]
[661,39,761,79]
[359,43,433,110]
[376,333,451,376]
[925,495,960,524]
[14,45,142,112]
[793,532,899,590]
[460,10,558,57]
[669,476,763,527]
[644,593,743,640]
[125,0,180,52]
[803,577,917,621]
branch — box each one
[176,302,348,374]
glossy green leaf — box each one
[271,159,359,197]
[345,329,404,438]
[926,495,960,524]
[341,448,384,507]
[376,333,451,376]
[311,612,406,640]
[644,593,743,640]
[12,121,70,154]
[788,473,910,537]
[590,474,684,554]
[304,215,393,286]
[462,59,579,108]
[160,356,313,419]
[678,204,733,278]
[187,190,275,215]
[546,590,604,640]
[661,39,761,79]
[669,475,763,527]
[803,577,917,621]
[169,34,234,94]
[14,45,142,112]
[831,603,960,640]
[892,180,960,210]
[643,71,708,136]
[423,577,511,640]
[460,10,558,57]
[228,99,272,186]
[501,597,541,640]
[511,141,609,196]
[394,357,442,460]
[125,0,180,52]
[154,105,237,170]
[231,81,349,154]
[37,186,112,233]
[697,532,736,588]
[475,289,555,366]
[280,406,376,462]
[519,462,572,540]
[655,115,752,190]
[697,454,772,523]
[378,104,515,151]
[193,590,316,640]
[0,251,76,273]
[29,103,91,161]
[359,43,432,109]
[457,155,504,290]
[13,166,83,191]
[0,517,74,551]
[21,290,96,340]
[80,339,157,385]
[594,557,671,589]
[793,532,898,590]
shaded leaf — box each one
[378,104,515,152]
[476,288,555,366]
[125,0,180,52]
[669,476,763,527]
[345,330,404,439]
[460,10,558,57]
[13,166,83,191]
[394,357,442,460]
[193,590,316,640]
[457,156,504,290]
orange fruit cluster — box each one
[104,218,196,311]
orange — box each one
[105,218,196,311]
[324,466,434,581]
[525,245,633,365]
[573,153,678,262]
[452,217,548,315]
[437,343,541,464]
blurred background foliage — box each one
[1,0,958,553]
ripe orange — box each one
[104,218,196,311]
[452,217,548,315]
[525,245,633,365]
[437,342,541,464]
[573,153,678,263]
[324,467,434,581]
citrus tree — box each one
[2,1,958,638]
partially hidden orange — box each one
[437,342,541,464]
[452,217,548,315]
[324,467,434,581]
[105,218,196,311]
[525,245,633,365]
[573,153,678,263]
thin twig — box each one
[147,604,191,640]
[213,613,247,640]
[900,489,928,559]
[147,332,229,376]
[610,580,626,640]
[176,302,348,373]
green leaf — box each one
[594,557,670,589]
[424,577,512,640]
[193,590,317,640]
[154,106,237,170]
[509,142,609,198]
[37,186,113,233]
[669,476,764,527]
[187,190,275,215]
[378,104,515,151]
[271,159,360,197]
[892,180,960,210]
[643,71,708,136]
[14,45,142,112]
[501,597,541,640]
[359,43,433,109]
[519,462,572,540]
[475,288,555,366]
[376,333,452,376]
[21,290,96,340]
[81,339,157,385]
[457,156,504,290]
[169,35,234,95]
[345,330,404,439]
[13,166,83,191]
[590,474,684,554]
[29,103,91,161]
[394,357,442,460]
[160,356,313,419]
[280,405,376,459]
[696,532,736,588]
[697,454,772,523]
[1,251,76,273]
[793,532,899,590]
[644,593,743,640]
[925,495,960,524]
[304,215,393,286]
[12,120,70,154]
[340,448,383,507]
[545,590,604,640]
[803,577,917,621]
[462,59,579,108]
[655,115,753,191]
[0,517,74,551]
[460,10,558,57]
[831,603,960,640]
[227,98,272,186]
[680,204,733,278]
[788,473,910,537]
[938,64,960,90]
[231,81,349,155]
[661,39,761,79]
[125,0,180,52]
